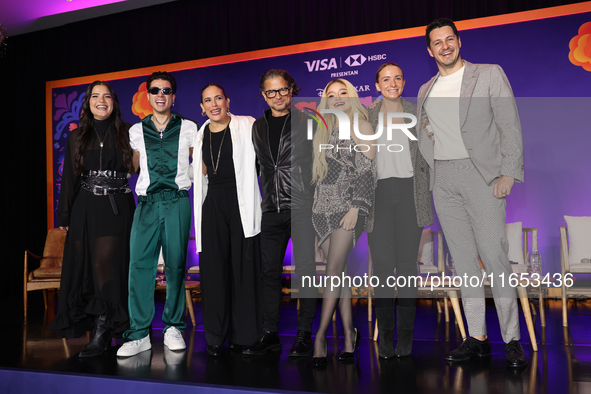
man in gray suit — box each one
[417,18,527,368]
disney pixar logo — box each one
[303,108,417,152]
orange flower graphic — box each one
[131,82,153,119]
[569,22,591,72]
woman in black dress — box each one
[49,81,135,358]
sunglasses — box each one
[148,87,174,95]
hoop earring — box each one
[201,111,206,117]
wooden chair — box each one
[506,224,546,326]
[560,224,591,326]
[24,228,67,319]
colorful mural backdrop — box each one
[48,8,591,277]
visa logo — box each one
[304,58,338,72]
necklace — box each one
[94,123,111,170]
[152,115,170,138]
[209,123,229,175]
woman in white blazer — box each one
[193,83,262,356]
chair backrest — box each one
[506,222,537,273]
[522,227,538,262]
[563,216,591,268]
[41,228,67,269]
[560,226,570,272]
[417,229,445,274]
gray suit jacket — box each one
[368,98,434,228]
[417,60,524,190]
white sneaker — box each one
[164,327,186,351]
[117,335,151,357]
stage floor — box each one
[4,294,591,393]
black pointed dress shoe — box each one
[312,341,327,368]
[505,340,528,368]
[339,328,360,361]
[289,330,313,357]
[312,355,327,368]
[207,344,223,356]
[242,331,282,355]
[445,337,491,362]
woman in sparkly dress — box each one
[311,78,376,366]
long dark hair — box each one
[74,81,133,175]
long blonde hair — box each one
[312,78,369,183]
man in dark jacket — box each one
[243,69,318,356]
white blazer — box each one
[193,114,262,253]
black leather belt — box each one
[80,172,131,215]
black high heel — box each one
[312,340,327,368]
[338,328,360,361]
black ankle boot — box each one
[79,315,112,358]
[395,306,416,357]
[376,307,395,360]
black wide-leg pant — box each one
[200,185,262,346]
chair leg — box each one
[444,297,449,323]
[368,291,373,322]
[562,288,568,327]
[529,300,537,315]
[539,287,546,327]
[43,289,48,309]
[436,299,441,314]
[24,289,28,320]
[517,286,538,351]
[62,338,70,359]
[448,291,466,340]
[185,289,196,327]
[373,319,379,342]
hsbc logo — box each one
[344,54,366,67]
[304,52,382,73]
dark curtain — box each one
[3,0,586,315]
